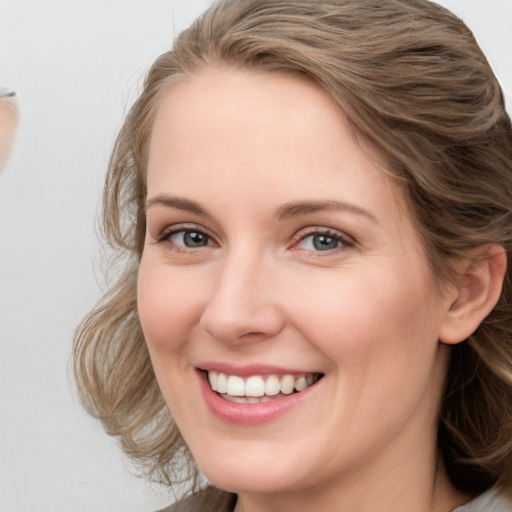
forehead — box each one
[150,67,347,160]
[147,67,408,222]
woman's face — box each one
[138,69,456,502]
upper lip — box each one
[197,362,321,377]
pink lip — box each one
[196,369,322,426]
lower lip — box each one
[198,371,319,426]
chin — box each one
[203,464,302,496]
[190,437,324,497]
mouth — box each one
[205,370,323,404]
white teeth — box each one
[217,372,228,393]
[208,371,228,393]
[295,376,307,391]
[226,375,245,396]
[208,371,219,390]
[207,371,320,399]
[245,375,265,397]
[223,395,250,404]
[264,375,280,396]
[280,374,295,394]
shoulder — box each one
[156,487,236,512]
[453,486,512,512]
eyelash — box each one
[155,225,355,254]
[156,224,215,250]
[293,228,355,253]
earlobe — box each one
[439,245,507,345]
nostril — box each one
[239,331,268,339]
[200,306,284,344]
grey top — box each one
[161,486,511,511]
[453,486,512,511]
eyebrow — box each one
[146,194,378,224]
[145,194,213,219]
[274,199,379,223]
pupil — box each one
[184,231,207,247]
[313,234,338,251]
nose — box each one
[199,251,285,345]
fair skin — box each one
[137,68,503,512]
[0,94,18,170]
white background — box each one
[1,1,511,511]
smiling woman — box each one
[73,1,512,511]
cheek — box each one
[286,267,441,371]
[137,262,206,419]
[287,270,446,440]
[137,261,205,354]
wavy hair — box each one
[74,0,512,497]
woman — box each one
[74,1,512,510]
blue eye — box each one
[297,230,352,252]
[168,229,211,248]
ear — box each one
[439,245,507,345]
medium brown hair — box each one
[74,0,512,496]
